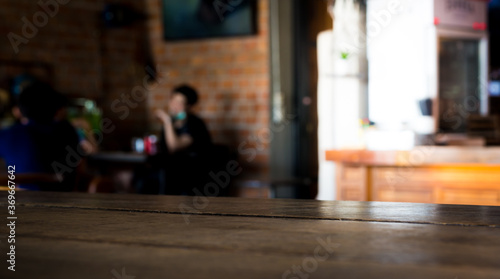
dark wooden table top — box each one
[1,191,499,279]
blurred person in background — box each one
[136,85,212,195]
[154,85,212,155]
[0,82,81,191]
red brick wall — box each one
[145,0,270,177]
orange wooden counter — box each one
[326,147,500,206]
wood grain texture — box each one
[4,191,500,227]
[0,192,499,278]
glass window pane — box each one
[439,38,480,133]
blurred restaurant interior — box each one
[1,0,500,206]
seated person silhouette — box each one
[0,82,80,191]
[141,85,212,195]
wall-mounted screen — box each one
[162,0,257,41]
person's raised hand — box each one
[154,109,171,124]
